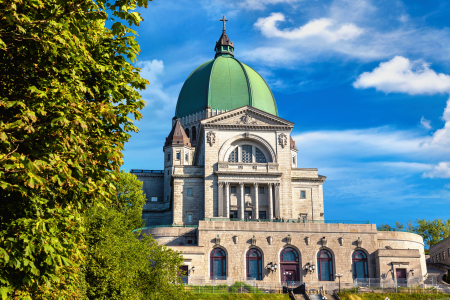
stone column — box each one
[218,181,224,217]
[225,182,230,218]
[254,183,259,219]
[268,183,273,220]
[274,183,280,219]
[239,182,245,219]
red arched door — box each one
[280,247,300,283]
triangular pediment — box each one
[201,106,294,128]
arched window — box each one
[191,126,196,141]
[228,147,238,163]
[352,250,368,279]
[185,128,189,138]
[242,145,252,163]
[226,145,268,163]
[246,249,262,280]
[210,248,226,279]
[255,148,266,163]
[280,247,300,283]
[317,249,334,281]
[280,247,299,262]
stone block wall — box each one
[429,235,450,267]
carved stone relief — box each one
[206,131,216,146]
[278,133,287,148]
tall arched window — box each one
[317,249,334,281]
[210,248,226,279]
[280,247,300,283]
[185,128,190,138]
[192,126,196,141]
[352,250,368,279]
[246,249,262,280]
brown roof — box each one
[215,31,234,50]
[165,119,191,147]
[290,136,297,151]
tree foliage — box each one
[82,170,189,300]
[415,219,450,248]
[0,0,149,298]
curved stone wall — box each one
[376,231,426,277]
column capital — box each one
[254,182,259,187]
[218,181,224,187]
[268,182,274,186]
[225,182,230,186]
[275,182,280,188]
[239,182,245,186]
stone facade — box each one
[429,235,450,266]
[133,105,426,285]
[140,222,426,284]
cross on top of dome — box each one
[220,15,228,31]
[215,15,234,58]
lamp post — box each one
[335,273,343,293]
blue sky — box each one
[122,0,450,226]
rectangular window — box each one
[258,211,266,220]
[188,214,193,223]
[231,186,236,193]
[176,152,180,160]
[300,191,306,199]
[185,153,189,162]
[188,188,193,196]
[259,187,265,194]
[151,196,158,202]
[245,187,250,194]
[167,153,171,161]
[230,210,238,219]
[187,240,193,245]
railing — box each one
[132,224,198,232]
[203,218,369,224]
[130,169,164,173]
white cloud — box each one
[423,162,450,178]
[255,13,364,42]
[353,56,450,95]
[420,117,432,129]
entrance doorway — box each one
[230,210,238,219]
[281,264,299,283]
[396,268,407,286]
[245,211,253,219]
[280,247,300,284]
[179,266,188,284]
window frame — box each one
[246,248,263,280]
[231,186,236,193]
[151,196,158,202]
[188,188,193,196]
[317,249,334,281]
[352,250,369,280]
[210,248,227,280]
[245,187,251,194]
[187,213,193,223]
[300,191,306,199]
[176,152,180,160]
[259,187,265,194]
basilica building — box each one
[133,21,426,286]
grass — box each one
[192,294,290,300]
[338,292,449,300]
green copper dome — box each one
[175,31,278,118]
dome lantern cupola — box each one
[214,15,234,58]
[174,17,278,119]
